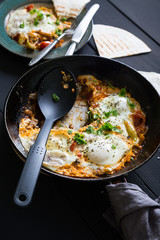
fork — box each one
[28,17,80,66]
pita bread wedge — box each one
[52,0,90,18]
[93,25,151,58]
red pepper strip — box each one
[26,4,34,12]
[70,142,77,152]
[132,110,146,131]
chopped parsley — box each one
[61,17,67,22]
[55,19,60,25]
[103,109,118,118]
[107,81,115,89]
[87,111,100,122]
[37,13,44,20]
[52,93,60,102]
[19,22,25,28]
[127,98,135,109]
[119,88,126,97]
[73,133,87,145]
[85,126,95,134]
[111,145,116,149]
[55,29,62,36]
[105,133,110,139]
[46,14,51,17]
[112,127,122,133]
[29,9,38,14]
[96,122,122,135]
[34,17,39,26]
[100,122,115,131]
[68,130,73,134]
[119,88,135,109]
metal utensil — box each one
[14,67,77,207]
[65,4,99,56]
[28,12,82,66]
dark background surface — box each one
[0,0,160,239]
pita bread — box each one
[52,0,90,18]
[93,25,151,58]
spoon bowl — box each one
[14,67,77,207]
[38,67,77,120]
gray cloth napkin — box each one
[103,71,160,240]
[103,183,160,240]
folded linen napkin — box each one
[103,71,160,240]
[138,71,160,95]
[104,182,160,240]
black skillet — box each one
[4,55,160,182]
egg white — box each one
[95,94,138,141]
[6,8,57,37]
[53,100,88,131]
[19,128,78,171]
[43,131,78,170]
[81,133,130,166]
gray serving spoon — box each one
[14,67,77,207]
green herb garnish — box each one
[111,145,116,149]
[119,88,126,97]
[127,98,135,109]
[96,122,122,135]
[103,109,118,118]
[85,126,95,134]
[29,9,38,14]
[37,13,44,20]
[46,14,51,17]
[55,29,62,36]
[61,17,67,22]
[19,22,25,28]
[112,127,122,133]
[34,17,39,26]
[119,88,135,109]
[107,81,115,89]
[73,133,87,145]
[55,19,60,25]
[68,130,73,134]
[87,111,100,122]
[52,93,60,102]
[100,122,114,131]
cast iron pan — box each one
[4,55,160,181]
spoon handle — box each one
[14,118,53,207]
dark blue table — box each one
[0,0,159,239]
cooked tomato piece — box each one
[26,4,34,12]
[39,41,51,50]
[77,152,82,157]
[132,110,145,129]
[70,142,77,152]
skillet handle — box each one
[109,175,127,184]
[14,119,53,207]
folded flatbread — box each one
[52,0,90,18]
[93,25,151,58]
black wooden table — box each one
[0,0,160,239]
